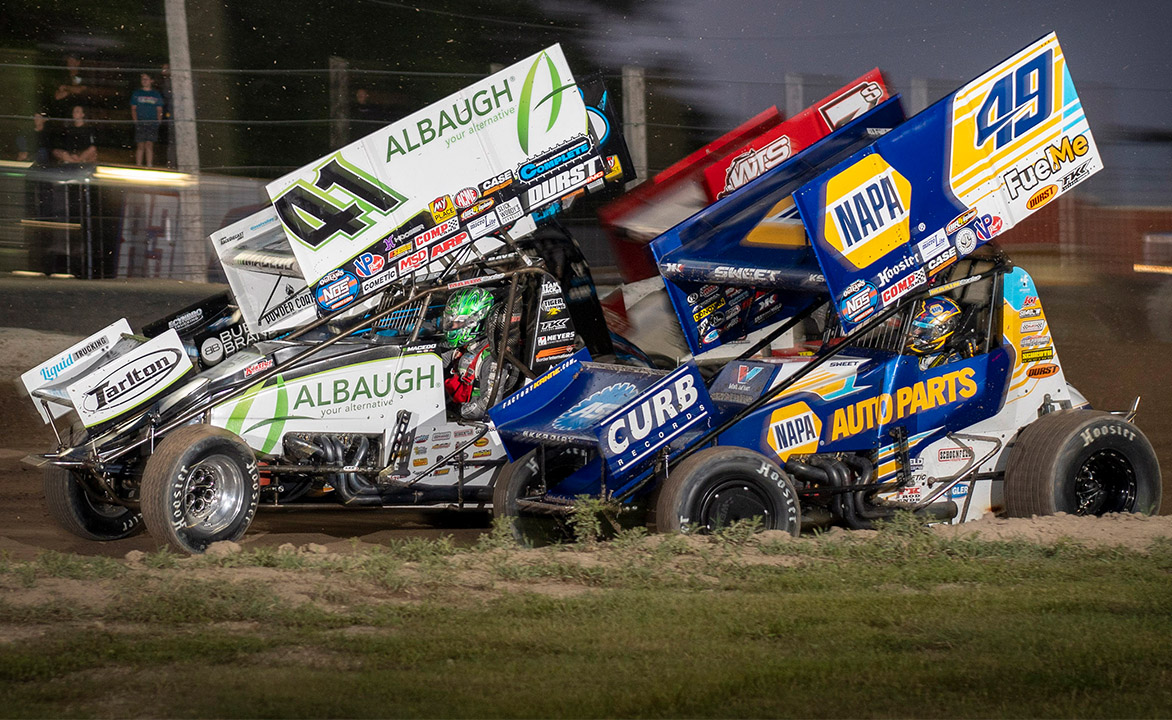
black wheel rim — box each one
[696,478,774,532]
[1073,449,1137,515]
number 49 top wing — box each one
[793,32,1101,332]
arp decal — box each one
[766,402,821,460]
[822,154,912,269]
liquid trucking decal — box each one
[794,33,1101,332]
[21,318,131,422]
[266,45,630,313]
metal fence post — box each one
[622,65,647,187]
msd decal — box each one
[823,155,912,269]
[766,402,821,460]
[600,366,712,473]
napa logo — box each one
[823,154,911,269]
[552,382,639,432]
[766,402,821,460]
[516,50,576,154]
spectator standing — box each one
[15,112,50,165]
[130,73,164,166]
[52,105,98,164]
[350,88,386,142]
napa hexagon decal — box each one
[822,154,912,270]
[766,401,822,460]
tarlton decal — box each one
[822,154,912,269]
[766,402,821,460]
[830,367,979,441]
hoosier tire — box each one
[141,425,260,554]
[1004,410,1161,517]
[43,466,144,541]
[653,447,801,535]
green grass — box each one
[0,524,1169,718]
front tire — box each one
[141,425,260,554]
[653,447,801,535]
[43,466,144,541]
[492,450,571,547]
[1004,410,1161,517]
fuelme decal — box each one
[830,367,979,440]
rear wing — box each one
[599,69,892,282]
[264,45,632,315]
[794,32,1100,332]
[650,97,907,356]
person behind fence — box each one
[51,105,97,164]
[15,112,50,165]
[440,288,518,420]
[130,73,164,167]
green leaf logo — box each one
[517,51,572,154]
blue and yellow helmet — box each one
[907,297,962,355]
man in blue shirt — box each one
[130,73,164,167]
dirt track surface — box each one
[0,267,1169,558]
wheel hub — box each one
[1074,448,1137,515]
[697,480,772,532]
[180,455,245,534]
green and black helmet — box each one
[442,287,494,346]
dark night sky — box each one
[538,0,1172,203]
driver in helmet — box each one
[906,297,976,369]
[441,287,516,420]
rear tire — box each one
[653,447,801,535]
[1004,410,1161,517]
[141,425,260,554]
[43,466,144,541]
